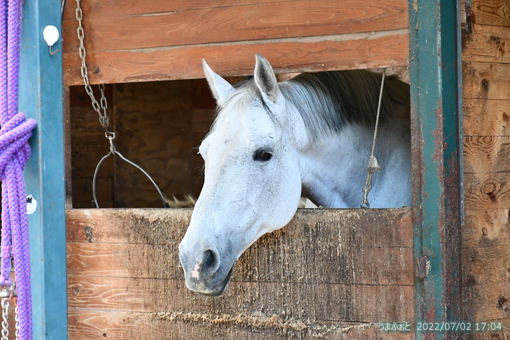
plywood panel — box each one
[66,208,413,339]
[63,31,409,85]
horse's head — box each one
[179,54,308,296]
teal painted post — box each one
[409,0,463,339]
[19,0,67,338]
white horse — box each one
[179,54,411,296]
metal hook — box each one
[49,45,59,55]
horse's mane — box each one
[280,70,410,142]
[218,70,410,143]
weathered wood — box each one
[464,136,510,173]
[463,209,510,248]
[463,99,510,136]
[463,245,510,285]
[461,279,510,327]
[464,172,510,211]
[63,31,408,85]
[469,0,510,27]
[462,24,510,63]
[67,208,413,339]
[67,276,413,321]
[68,309,414,340]
[463,61,510,100]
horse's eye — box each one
[253,149,273,161]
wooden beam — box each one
[63,31,409,85]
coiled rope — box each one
[0,0,36,338]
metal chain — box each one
[75,0,169,209]
[0,291,9,340]
[14,304,18,340]
[75,0,109,129]
[360,70,386,209]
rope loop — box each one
[0,112,36,180]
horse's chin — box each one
[188,265,234,297]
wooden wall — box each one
[462,0,510,338]
[67,208,414,339]
[62,0,408,86]
[70,79,217,208]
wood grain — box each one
[464,172,510,211]
[463,278,510,325]
[464,244,510,285]
[463,24,510,63]
[463,209,510,248]
[464,136,510,173]
[62,0,408,53]
[470,0,510,27]
[64,31,408,85]
[68,309,414,340]
[67,208,413,339]
[463,99,510,136]
[67,275,413,321]
[463,61,510,100]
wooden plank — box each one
[463,99,510,136]
[63,0,402,19]
[462,24,510,63]
[470,0,510,27]
[66,208,412,246]
[464,172,510,211]
[463,61,510,100]
[67,208,413,338]
[63,31,408,85]
[464,136,510,173]
[68,309,414,340]
[464,245,510,285]
[66,209,413,285]
[62,0,408,53]
[461,278,510,327]
[463,209,510,248]
[67,275,413,321]
[67,242,413,286]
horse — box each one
[179,54,411,296]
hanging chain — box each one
[75,0,169,209]
[0,289,10,340]
[14,303,18,340]
[75,0,109,130]
[360,70,386,209]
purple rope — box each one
[0,0,37,339]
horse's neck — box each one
[299,123,411,208]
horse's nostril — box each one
[203,249,217,274]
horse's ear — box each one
[254,54,278,104]
[202,59,234,106]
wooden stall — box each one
[61,0,419,339]
[36,0,498,338]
